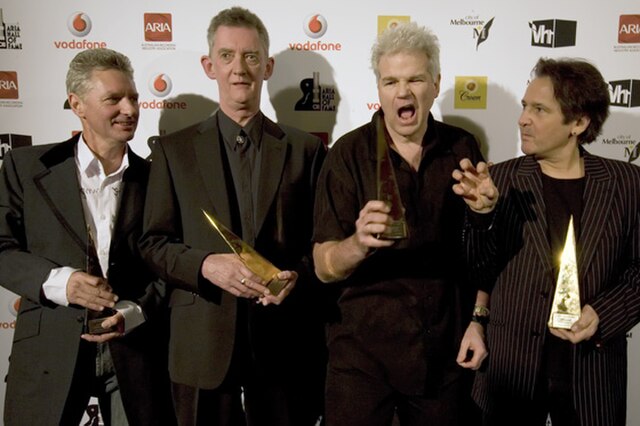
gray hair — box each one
[66,48,134,97]
[206,7,270,56]
[371,22,441,81]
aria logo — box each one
[608,79,640,108]
[529,19,576,48]
[619,15,640,44]
[0,71,19,99]
[304,14,328,39]
[149,73,172,97]
[67,12,92,37]
[144,13,172,42]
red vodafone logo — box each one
[148,73,172,97]
[67,12,92,37]
[304,14,328,39]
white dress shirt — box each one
[42,136,144,333]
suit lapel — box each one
[515,156,553,273]
[255,117,287,235]
[193,115,234,228]
[578,153,614,279]
[34,138,87,252]
[111,151,147,252]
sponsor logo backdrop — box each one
[0,0,638,424]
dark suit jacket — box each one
[140,113,327,390]
[467,151,640,426]
[0,135,174,426]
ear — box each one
[263,57,275,81]
[68,93,84,118]
[201,54,216,80]
[433,73,442,98]
[571,115,591,138]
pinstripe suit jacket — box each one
[467,151,640,426]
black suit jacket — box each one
[140,113,327,389]
[467,151,640,426]
[0,135,174,426]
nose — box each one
[397,81,411,97]
[232,55,248,75]
[120,97,139,116]
[518,108,530,127]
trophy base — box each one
[85,309,118,335]
[379,220,408,240]
[267,277,288,297]
[548,312,579,329]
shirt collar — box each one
[218,110,264,150]
[76,134,129,178]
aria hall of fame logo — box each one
[295,72,336,111]
[0,8,22,50]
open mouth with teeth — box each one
[398,104,416,121]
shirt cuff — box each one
[42,266,79,306]
[115,300,146,334]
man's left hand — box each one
[257,270,298,306]
[549,304,599,344]
[81,311,125,343]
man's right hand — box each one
[200,253,268,299]
[66,271,118,311]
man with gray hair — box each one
[313,22,486,425]
[0,48,174,425]
[140,6,327,426]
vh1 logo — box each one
[0,134,33,161]
[529,19,576,47]
[144,13,172,42]
[609,80,640,108]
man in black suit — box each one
[0,48,174,425]
[139,6,326,426]
[453,58,640,426]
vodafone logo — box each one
[8,297,20,317]
[67,12,92,37]
[304,14,328,39]
[148,73,172,97]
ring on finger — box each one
[240,278,247,285]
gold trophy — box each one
[548,216,581,329]
[85,226,117,335]
[376,116,408,239]
[202,210,288,296]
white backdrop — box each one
[0,0,639,424]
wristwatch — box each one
[471,305,490,327]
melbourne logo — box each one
[0,71,19,99]
[67,12,92,37]
[601,133,640,163]
[303,14,327,39]
[450,15,495,50]
[289,14,341,51]
[619,15,640,44]
[144,13,172,42]
[529,19,577,48]
[608,79,640,108]
[454,76,488,109]
[0,8,23,50]
[148,73,172,97]
[295,72,336,111]
[377,16,410,35]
